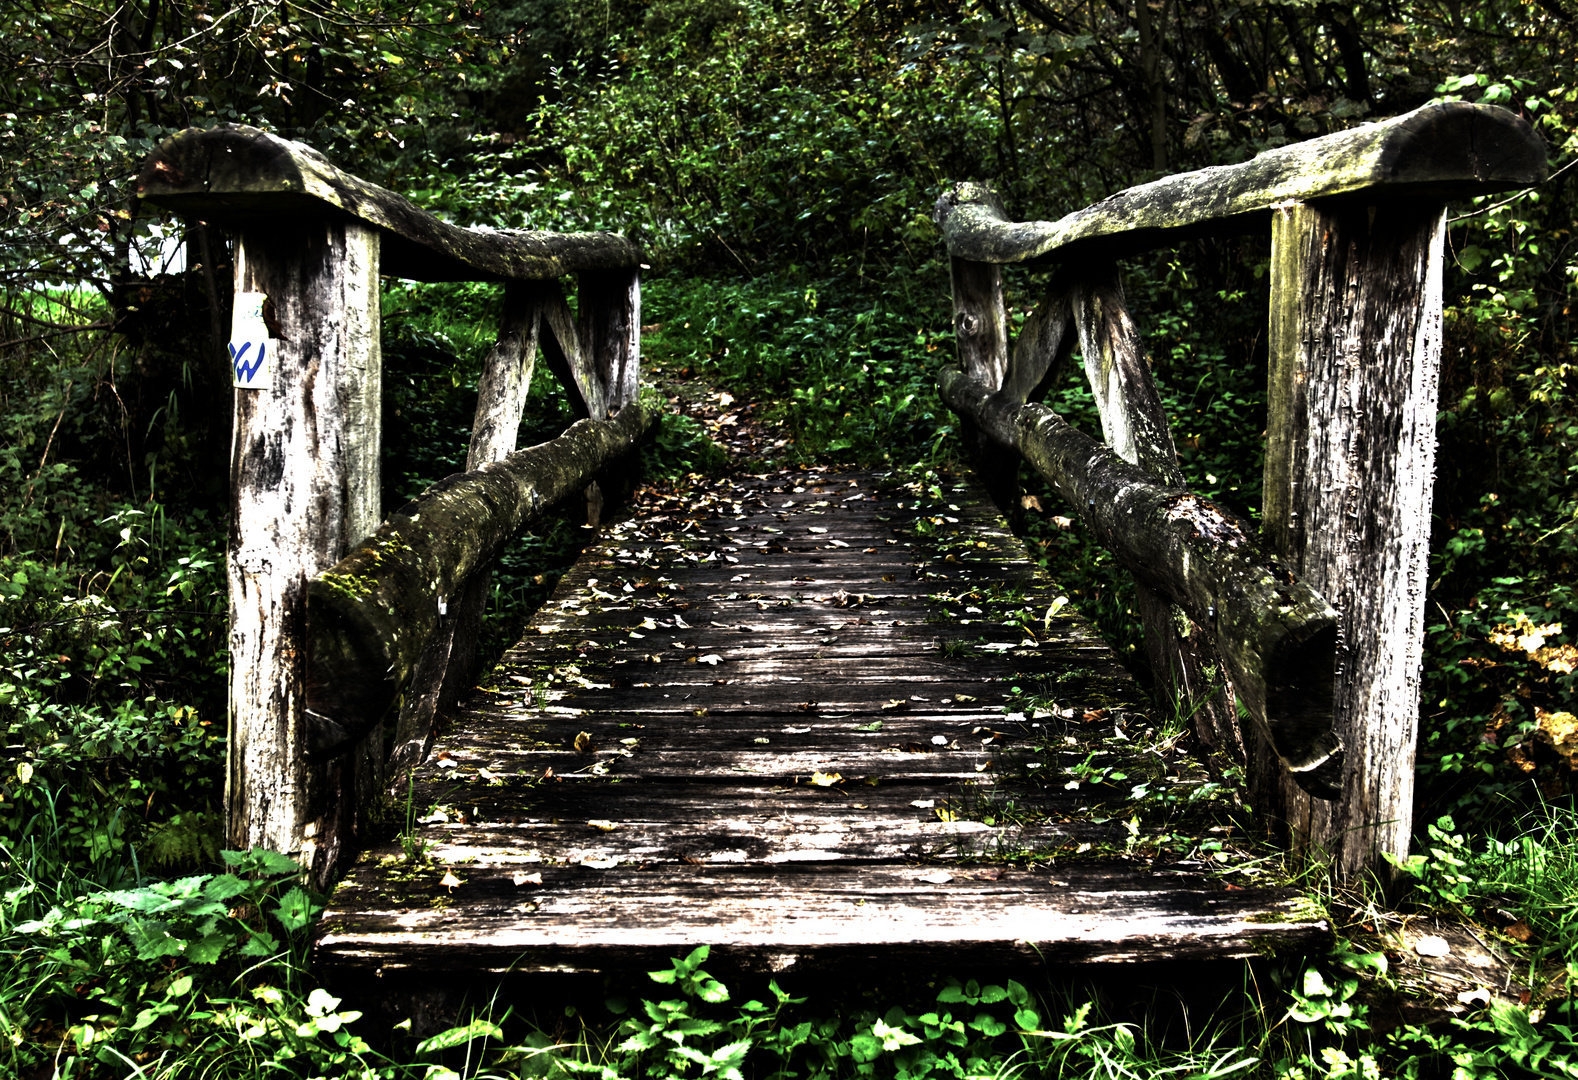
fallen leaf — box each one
[440,871,462,891]
[511,871,542,886]
[935,808,958,822]
[587,819,618,832]
[1504,921,1534,942]
[807,771,843,787]
[573,731,596,752]
[881,699,910,713]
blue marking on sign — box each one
[230,341,266,384]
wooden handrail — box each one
[940,370,1343,793]
[935,102,1544,264]
[137,124,642,282]
[305,403,657,760]
[935,101,1547,880]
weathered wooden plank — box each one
[357,814,1121,869]
[318,862,1326,975]
[225,219,380,881]
[137,125,641,282]
[394,778,1097,822]
[934,103,1543,264]
[1259,200,1446,879]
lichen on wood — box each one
[934,103,1544,265]
[137,124,642,282]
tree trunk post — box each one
[225,220,380,877]
[388,280,543,791]
[1072,271,1242,762]
[1261,200,1446,880]
[577,266,642,526]
[947,255,1021,522]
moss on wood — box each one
[934,102,1544,264]
[138,125,642,282]
[305,404,657,757]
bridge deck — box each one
[315,466,1325,980]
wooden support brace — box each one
[1072,271,1243,762]
[1261,200,1446,880]
[225,219,380,880]
[389,280,544,790]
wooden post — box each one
[947,255,1021,520]
[226,219,380,875]
[388,281,542,789]
[1262,200,1446,879]
[539,268,643,525]
[1072,271,1242,762]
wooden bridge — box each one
[313,465,1323,981]
[135,102,1543,980]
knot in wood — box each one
[955,311,983,337]
[1163,494,1248,548]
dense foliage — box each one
[3,0,1576,1075]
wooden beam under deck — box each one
[315,468,1326,979]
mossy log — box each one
[934,103,1543,264]
[938,369,1341,795]
[305,403,657,757]
[137,125,641,282]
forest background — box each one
[1,1,1576,1077]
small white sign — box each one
[230,292,275,390]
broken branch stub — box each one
[938,369,1342,796]
[305,404,657,757]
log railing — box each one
[137,125,656,885]
[935,102,1545,880]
